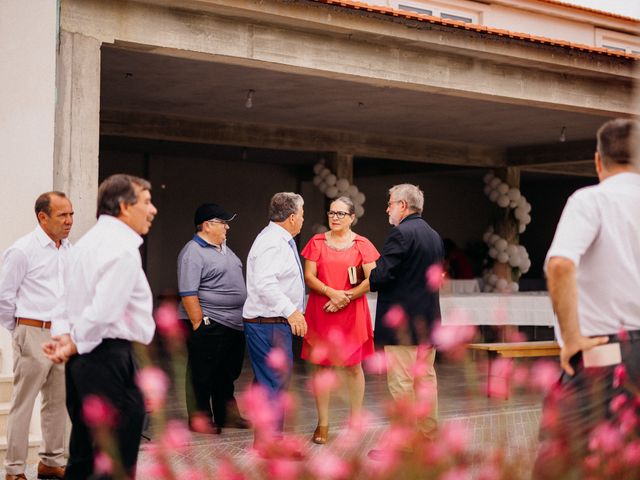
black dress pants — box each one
[64,339,145,480]
[185,320,245,427]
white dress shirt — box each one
[0,225,71,331]
[242,222,305,319]
[546,172,640,339]
[53,215,155,354]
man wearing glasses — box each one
[177,203,249,434]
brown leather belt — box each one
[243,316,288,324]
[16,318,51,329]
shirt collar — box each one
[98,215,143,248]
[268,221,293,242]
[601,171,640,186]
[34,224,70,249]
[193,234,227,253]
[400,213,421,224]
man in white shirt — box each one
[533,118,640,479]
[43,174,157,479]
[242,192,307,451]
[0,192,73,480]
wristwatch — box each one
[202,316,211,326]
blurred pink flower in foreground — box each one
[425,263,445,291]
[310,368,340,395]
[161,420,191,452]
[266,347,288,372]
[309,343,330,364]
[267,459,301,480]
[363,350,388,374]
[440,466,470,480]
[215,458,245,480]
[307,450,352,479]
[610,393,627,413]
[485,358,512,398]
[82,394,116,428]
[622,440,640,466]
[440,422,471,455]
[155,301,183,340]
[239,384,275,431]
[384,305,406,329]
[589,422,623,454]
[136,366,170,411]
[613,363,627,388]
[431,320,476,353]
[93,451,113,475]
[530,360,560,393]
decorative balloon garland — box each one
[481,171,532,293]
[310,161,366,233]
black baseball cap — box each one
[194,203,237,226]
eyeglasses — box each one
[207,219,228,226]
[387,200,404,208]
[327,211,351,219]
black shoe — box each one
[224,416,250,429]
[189,419,221,434]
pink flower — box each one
[310,369,340,395]
[93,451,113,475]
[505,330,527,343]
[215,458,245,480]
[267,459,301,480]
[584,454,600,471]
[310,343,330,364]
[492,307,508,325]
[530,360,560,393]
[82,395,116,427]
[477,463,501,480]
[266,347,288,372]
[161,420,191,451]
[155,301,183,339]
[363,351,387,374]
[622,441,640,466]
[589,422,623,454]
[239,384,275,432]
[308,451,351,479]
[441,467,470,480]
[486,358,512,399]
[613,364,627,388]
[618,406,638,435]
[440,422,470,455]
[136,366,169,411]
[616,327,629,342]
[511,365,529,387]
[610,393,627,413]
[384,305,407,329]
[431,321,476,352]
[426,263,445,292]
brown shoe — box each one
[37,461,65,480]
[312,424,329,444]
[5,474,27,480]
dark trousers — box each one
[244,322,293,432]
[185,320,245,426]
[533,335,640,480]
[64,340,145,480]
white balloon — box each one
[488,274,498,286]
[506,244,518,257]
[521,259,531,273]
[508,255,520,267]
[482,231,492,243]
[483,285,493,293]
[318,182,328,193]
[510,282,519,293]
[483,172,495,184]
[489,234,500,245]
[497,195,510,208]
[507,188,521,202]
[497,183,509,195]
[336,178,350,192]
[355,192,366,204]
[320,168,331,178]
[347,185,359,197]
[514,207,525,219]
[519,223,526,234]
[326,186,338,198]
[497,252,509,263]
[495,238,508,251]
[523,213,531,225]
[355,205,365,218]
[483,185,492,195]
[313,163,324,175]
[312,175,322,186]
[325,174,337,186]
[509,201,517,208]
[489,247,498,259]
[490,178,502,188]
[523,202,532,213]
[496,278,508,290]
[489,190,500,202]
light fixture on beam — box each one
[245,89,254,109]
[559,126,566,143]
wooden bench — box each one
[468,341,560,397]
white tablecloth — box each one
[440,279,481,294]
[439,292,556,326]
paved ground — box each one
[19,356,548,479]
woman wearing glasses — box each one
[300,196,379,444]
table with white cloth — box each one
[440,279,481,294]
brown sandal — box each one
[312,425,329,444]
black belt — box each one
[604,330,640,343]
[243,316,288,324]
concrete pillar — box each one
[54,30,101,241]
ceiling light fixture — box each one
[245,89,254,109]
[559,126,566,143]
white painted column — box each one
[54,30,101,241]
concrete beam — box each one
[507,139,596,166]
[54,31,101,240]
[62,0,635,116]
[520,161,596,177]
[100,110,504,167]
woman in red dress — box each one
[301,196,380,444]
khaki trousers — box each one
[4,325,66,475]
[384,345,438,437]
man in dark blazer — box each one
[369,183,444,442]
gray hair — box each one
[269,192,304,222]
[332,196,355,215]
[389,184,424,215]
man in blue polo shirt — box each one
[177,203,249,434]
